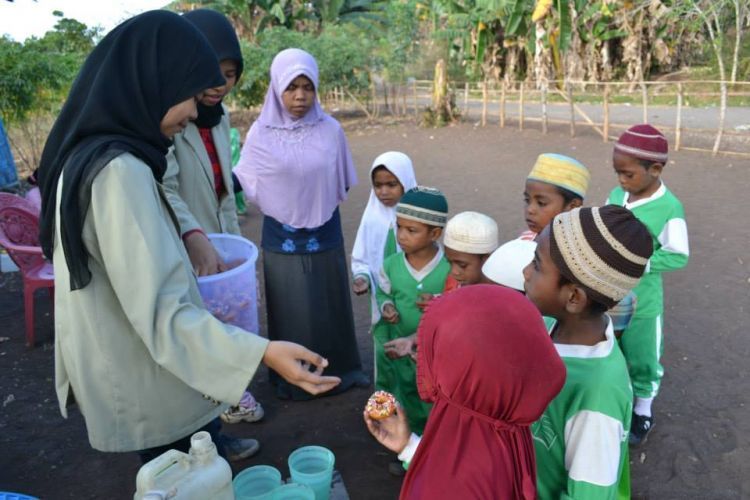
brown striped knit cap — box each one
[549,205,653,308]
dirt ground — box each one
[1,118,749,499]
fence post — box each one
[641,81,648,123]
[482,80,488,127]
[412,80,418,116]
[401,82,407,116]
[603,83,610,142]
[499,80,506,128]
[567,81,575,137]
[541,82,548,134]
[519,82,525,131]
[464,82,469,114]
[675,82,683,151]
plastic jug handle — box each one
[135,449,188,492]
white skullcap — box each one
[443,211,499,255]
[482,239,537,292]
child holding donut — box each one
[375,186,449,435]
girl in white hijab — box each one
[351,151,417,324]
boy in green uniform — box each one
[376,186,450,435]
[606,124,690,445]
[523,206,654,499]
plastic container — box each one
[0,493,38,500]
[287,446,335,500]
[233,465,282,500]
[270,484,315,500]
[198,234,259,334]
[133,431,234,500]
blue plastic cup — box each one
[270,483,315,500]
[233,465,283,500]
[287,446,335,500]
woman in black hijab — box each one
[162,8,266,427]
[36,10,339,460]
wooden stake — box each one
[541,82,548,134]
[519,82,525,131]
[481,80,488,127]
[675,82,683,151]
[641,81,648,123]
[464,82,469,113]
[499,81,506,128]
[603,83,610,142]
[567,81,575,137]
[412,80,418,116]
[402,82,407,116]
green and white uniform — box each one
[607,183,689,398]
[358,227,398,392]
[533,320,632,500]
[376,247,449,434]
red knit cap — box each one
[614,124,668,163]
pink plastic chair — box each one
[0,193,54,347]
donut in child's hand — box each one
[366,391,396,420]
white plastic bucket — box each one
[197,234,259,334]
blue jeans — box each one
[136,417,227,464]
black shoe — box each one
[629,413,653,446]
[388,460,406,477]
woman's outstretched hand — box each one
[363,403,411,454]
[263,341,341,395]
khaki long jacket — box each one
[53,153,267,452]
[163,111,240,236]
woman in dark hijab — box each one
[36,10,339,459]
[162,8,265,426]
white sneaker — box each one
[221,402,265,424]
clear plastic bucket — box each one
[233,465,282,500]
[287,446,334,500]
[270,484,315,500]
[197,234,259,334]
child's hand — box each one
[363,403,411,454]
[415,292,435,311]
[185,232,227,277]
[262,341,341,395]
[352,277,369,295]
[384,335,417,360]
[382,304,400,324]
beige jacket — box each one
[53,153,268,452]
[163,110,240,236]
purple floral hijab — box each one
[233,48,357,228]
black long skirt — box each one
[263,244,367,400]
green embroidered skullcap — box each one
[396,186,449,227]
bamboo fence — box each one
[323,79,750,158]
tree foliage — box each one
[0,16,99,124]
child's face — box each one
[522,226,565,317]
[282,75,315,119]
[200,60,239,107]
[161,95,199,137]
[523,180,570,234]
[396,217,441,254]
[445,247,487,286]
[613,151,662,197]
[372,167,404,207]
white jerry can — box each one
[134,431,234,500]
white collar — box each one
[403,245,444,283]
[553,317,615,359]
[624,182,666,210]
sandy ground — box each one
[1,118,749,499]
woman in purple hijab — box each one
[234,48,368,400]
